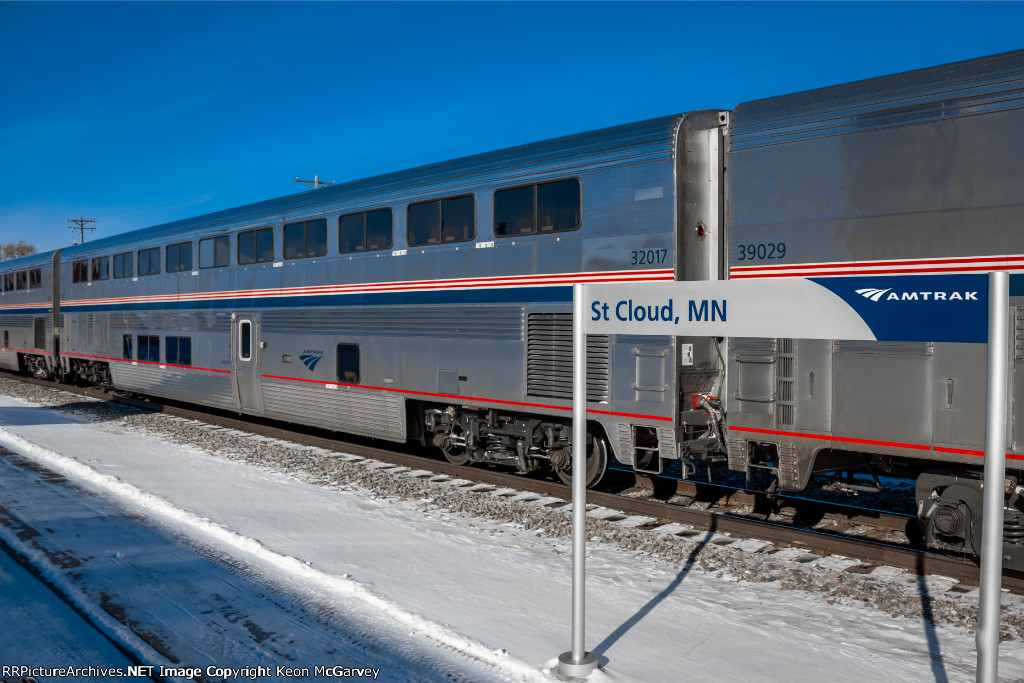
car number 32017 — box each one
[631,249,668,265]
[737,242,786,261]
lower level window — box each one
[138,335,159,362]
[123,334,133,360]
[166,336,192,366]
[337,343,360,384]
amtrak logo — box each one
[299,350,324,372]
[855,287,978,302]
[811,274,988,344]
[855,287,892,302]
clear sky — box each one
[1,1,1022,255]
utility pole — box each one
[295,175,335,189]
[67,217,96,245]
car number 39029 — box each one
[737,242,786,261]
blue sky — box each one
[1,1,1022,255]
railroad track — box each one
[3,370,1021,594]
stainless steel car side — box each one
[725,50,1024,564]
[7,113,722,489]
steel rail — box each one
[628,473,916,533]
[2,371,1020,593]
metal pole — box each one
[558,284,598,677]
[977,271,1008,683]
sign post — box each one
[978,271,1009,683]
[558,273,1004,680]
[557,284,599,677]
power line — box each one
[295,175,335,190]
[67,217,96,245]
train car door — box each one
[232,313,263,413]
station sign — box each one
[582,274,991,343]
[566,271,1011,679]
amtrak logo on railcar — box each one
[855,287,979,302]
[813,274,988,344]
[299,349,324,372]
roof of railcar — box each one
[53,113,684,260]
[0,249,58,273]
[731,48,1024,150]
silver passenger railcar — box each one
[724,50,1024,564]
[0,250,60,379]
[45,111,726,488]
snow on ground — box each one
[0,531,138,669]
[0,391,1022,682]
[0,447,505,682]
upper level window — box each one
[238,227,274,265]
[91,256,109,281]
[339,208,393,254]
[72,260,89,283]
[407,195,475,247]
[28,269,41,289]
[138,247,160,276]
[284,219,327,260]
[495,178,581,237]
[199,235,230,269]
[166,241,192,273]
[113,252,133,279]
[15,271,27,290]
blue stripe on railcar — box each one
[57,285,575,313]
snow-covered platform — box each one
[0,392,1020,682]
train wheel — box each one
[436,426,471,466]
[556,432,609,488]
[441,445,471,466]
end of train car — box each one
[0,249,62,381]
